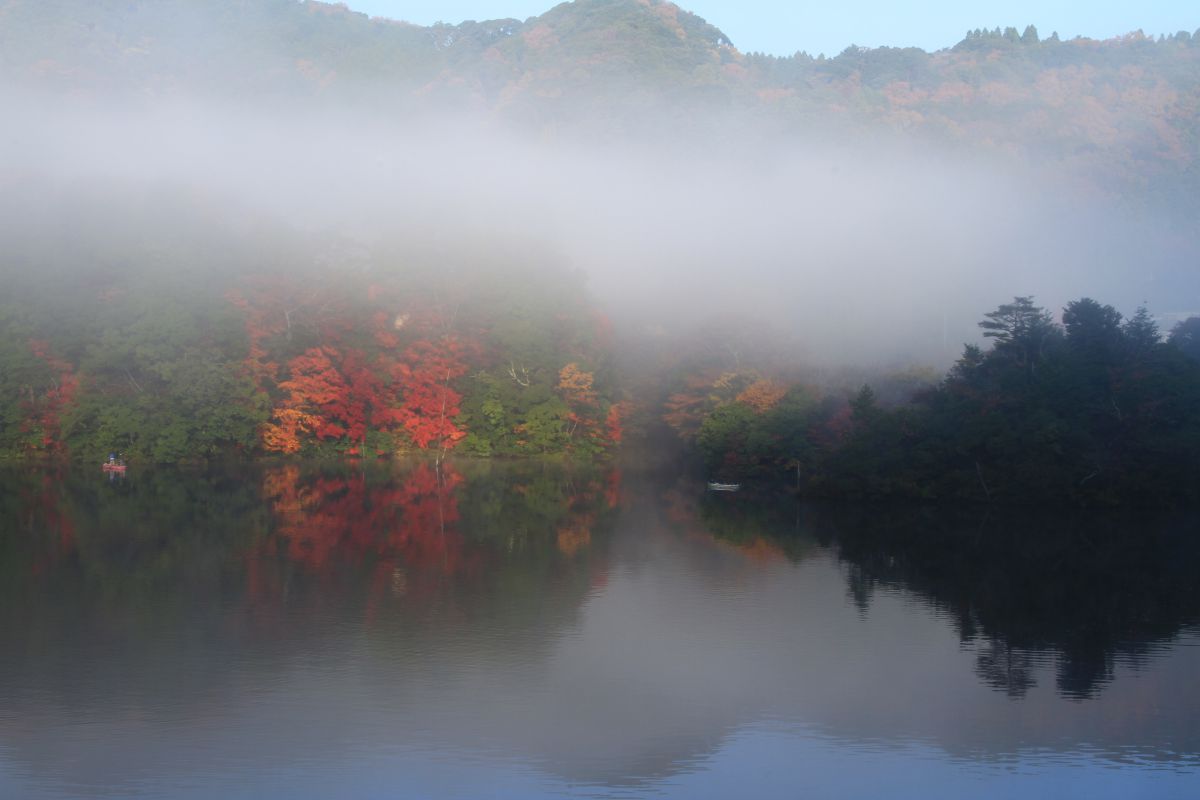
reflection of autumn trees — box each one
[10,472,77,579]
[2,462,622,652]
[2,461,622,599]
[243,461,623,613]
[0,466,275,664]
[258,463,473,576]
[0,463,621,727]
[555,515,593,557]
[657,482,806,566]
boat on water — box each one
[706,482,741,492]
[102,462,127,474]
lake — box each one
[1,461,1197,798]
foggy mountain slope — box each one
[4,0,1197,169]
[3,0,1197,213]
[1,0,1198,351]
[0,0,729,96]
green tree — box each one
[979,296,1060,375]
[1122,306,1161,358]
[1169,317,1200,362]
[849,385,880,426]
[696,403,755,475]
[1063,298,1123,355]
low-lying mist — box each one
[4,89,1194,369]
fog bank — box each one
[4,90,1194,366]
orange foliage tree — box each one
[736,379,787,414]
[557,362,597,407]
[388,338,469,450]
[558,362,605,446]
[262,346,391,453]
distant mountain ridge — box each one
[2,0,1199,216]
[0,0,735,94]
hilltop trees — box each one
[979,296,1060,374]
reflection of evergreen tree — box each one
[819,504,1200,699]
[667,484,1199,700]
[974,640,1039,698]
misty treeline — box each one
[686,297,1200,505]
[0,191,623,463]
[6,183,1200,509]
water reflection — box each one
[686,493,1200,701]
[0,462,619,778]
[1,464,1197,798]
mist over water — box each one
[4,86,1194,368]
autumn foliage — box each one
[243,461,622,616]
[21,340,78,455]
[2,228,620,462]
[736,379,787,414]
[557,363,597,407]
[261,463,473,575]
[391,338,468,449]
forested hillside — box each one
[0,190,623,462]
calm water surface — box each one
[1,461,1197,798]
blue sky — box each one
[343,1,1198,57]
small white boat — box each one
[707,482,741,492]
